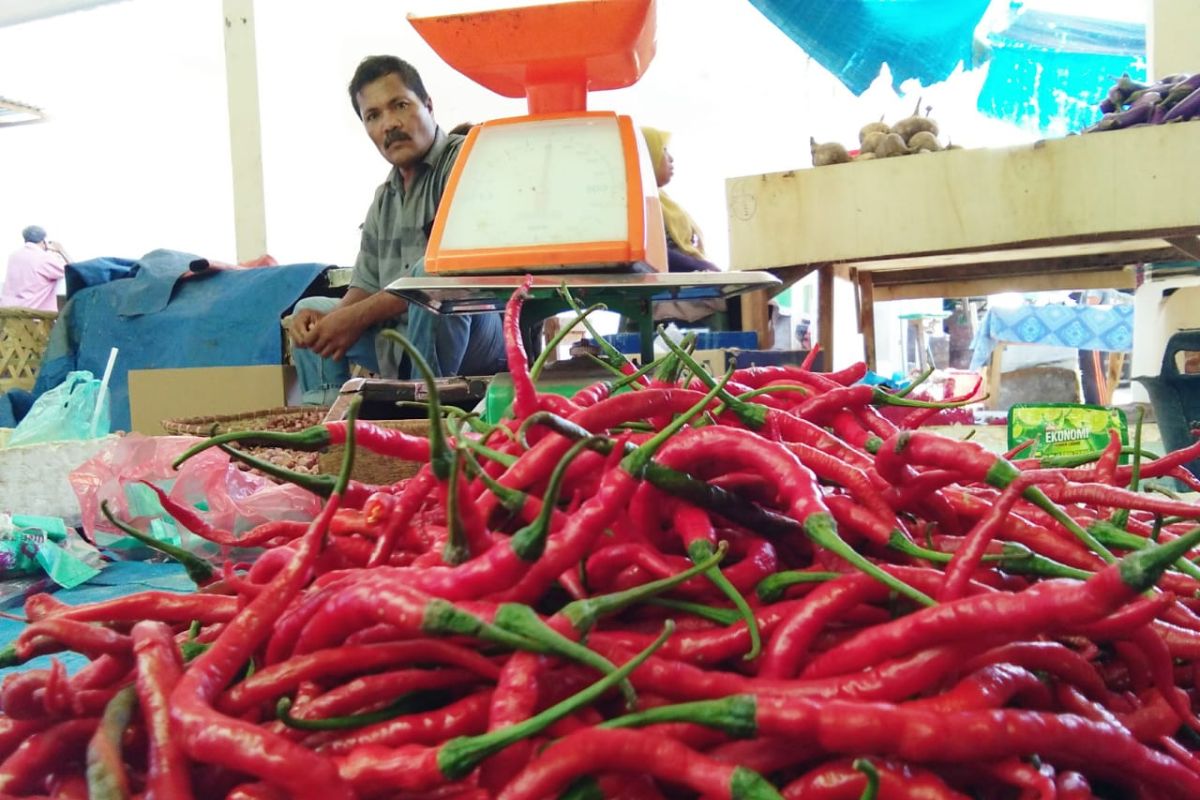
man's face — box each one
[357,73,436,173]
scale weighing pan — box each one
[408,0,668,275]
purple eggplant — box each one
[1163,85,1200,122]
[1161,74,1200,110]
[1111,100,1156,128]
[1100,98,1117,113]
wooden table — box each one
[726,124,1200,369]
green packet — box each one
[1008,403,1128,463]
[1,514,102,589]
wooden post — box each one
[986,342,1007,410]
[858,271,876,371]
[818,264,835,368]
[740,290,771,350]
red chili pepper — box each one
[84,685,136,799]
[961,641,1116,706]
[939,476,1032,601]
[905,663,1052,712]
[506,275,542,420]
[781,757,971,799]
[11,618,132,665]
[612,695,1200,799]
[878,431,1116,563]
[319,690,494,754]
[497,727,784,800]
[1055,771,1094,799]
[330,623,670,795]
[168,401,364,800]
[128,621,194,800]
[802,527,1200,680]
[479,652,543,793]
[0,717,97,795]
[285,667,480,723]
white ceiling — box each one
[0,0,126,29]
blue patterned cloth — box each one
[970,304,1134,370]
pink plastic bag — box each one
[70,434,321,550]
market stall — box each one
[6,0,1200,797]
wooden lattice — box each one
[0,308,56,393]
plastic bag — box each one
[7,371,110,448]
[69,434,321,561]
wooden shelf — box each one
[725,123,1200,365]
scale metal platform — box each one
[385,271,781,363]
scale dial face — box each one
[438,115,630,250]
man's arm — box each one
[302,287,408,361]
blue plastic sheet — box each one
[747,0,992,94]
[32,253,331,431]
[0,562,192,679]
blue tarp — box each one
[28,252,331,431]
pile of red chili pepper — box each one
[6,280,1200,799]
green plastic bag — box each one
[7,371,111,447]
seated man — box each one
[290,56,505,404]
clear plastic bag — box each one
[7,371,110,447]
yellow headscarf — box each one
[641,127,705,260]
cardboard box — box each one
[128,365,288,435]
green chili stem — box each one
[217,443,335,497]
[646,597,741,626]
[380,331,452,481]
[602,693,758,739]
[443,449,469,566]
[436,621,675,780]
[172,425,331,469]
[1089,520,1200,582]
[734,385,812,404]
[687,539,761,660]
[853,758,881,800]
[529,303,607,381]
[755,571,842,603]
[100,501,215,586]
[559,285,636,373]
[561,542,727,635]
[512,437,602,561]
[806,514,935,607]
[894,367,934,398]
[494,603,638,710]
[275,691,449,731]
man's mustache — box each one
[384,130,412,147]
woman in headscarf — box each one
[641,126,726,324]
[642,127,718,272]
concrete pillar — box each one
[222,0,268,262]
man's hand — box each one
[307,305,368,362]
[288,308,325,348]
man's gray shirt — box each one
[350,128,464,295]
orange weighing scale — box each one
[409,0,667,275]
[387,0,780,364]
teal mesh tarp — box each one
[976,6,1146,134]
[747,0,992,95]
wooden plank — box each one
[1167,236,1200,261]
[727,124,1200,272]
[872,268,1136,303]
[842,241,1181,275]
[858,271,876,370]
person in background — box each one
[640,127,727,327]
[1,226,69,312]
[289,56,505,404]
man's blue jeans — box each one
[290,296,506,405]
